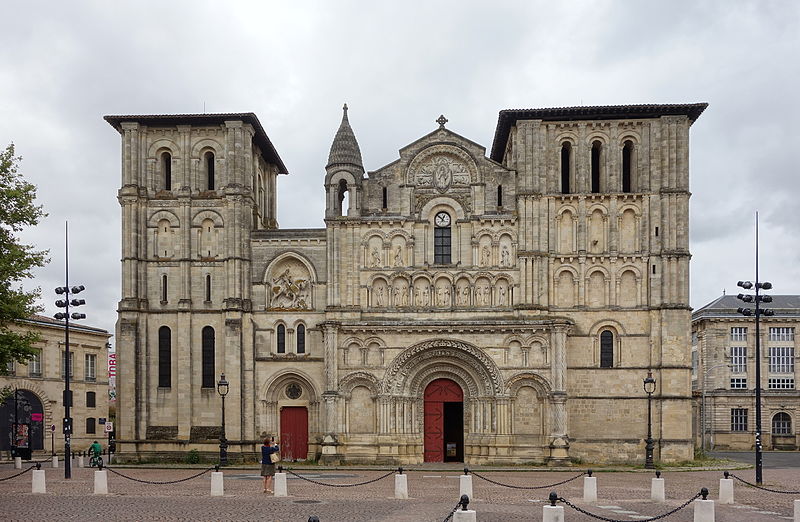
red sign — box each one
[31,413,43,422]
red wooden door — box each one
[424,379,463,462]
[280,407,308,461]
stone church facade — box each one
[106,101,706,464]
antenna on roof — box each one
[203,101,206,114]
[723,289,726,295]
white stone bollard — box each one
[394,473,408,499]
[793,499,799,522]
[52,455,58,468]
[651,474,665,502]
[583,474,597,502]
[32,469,46,494]
[453,509,476,522]
[14,457,22,469]
[274,472,288,497]
[694,498,715,522]
[543,504,565,522]
[210,471,224,496]
[94,469,108,494]
[78,455,84,468]
[459,474,473,499]
[718,477,734,504]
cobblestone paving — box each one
[0,464,798,521]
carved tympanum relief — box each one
[268,258,312,309]
[415,154,471,193]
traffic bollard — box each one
[210,471,224,496]
[459,468,473,500]
[583,470,597,502]
[719,472,733,504]
[52,455,58,468]
[543,492,564,522]
[14,457,21,469]
[274,471,287,497]
[394,472,408,499]
[793,499,798,522]
[32,469,46,494]
[94,469,109,494]
[452,494,475,522]
[651,471,665,502]
[78,455,84,468]
[694,488,714,522]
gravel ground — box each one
[0,463,798,521]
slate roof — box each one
[692,294,800,321]
[489,102,709,162]
[326,104,363,171]
[104,113,288,174]
[22,314,110,335]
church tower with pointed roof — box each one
[325,104,364,218]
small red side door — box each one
[279,406,308,461]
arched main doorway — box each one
[424,378,463,462]
[1,389,45,453]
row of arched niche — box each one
[369,274,513,308]
[149,210,223,259]
[556,205,642,254]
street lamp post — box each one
[735,212,774,485]
[702,363,733,452]
[217,373,229,466]
[643,370,656,469]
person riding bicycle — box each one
[89,440,103,467]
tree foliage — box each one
[0,143,48,374]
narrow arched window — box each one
[338,179,349,217]
[161,274,168,303]
[296,324,306,354]
[497,185,503,208]
[591,141,602,193]
[382,186,388,209]
[205,274,212,302]
[622,140,633,193]
[158,326,171,387]
[600,330,614,368]
[433,211,452,264]
[201,326,215,388]
[772,412,792,434]
[560,143,571,194]
[205,151,215,190]
[277,324,286,354]
[162,152,172,191]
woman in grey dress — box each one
[260,437,280,493]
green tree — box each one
[0,143,48,375]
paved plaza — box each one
[0,462,798,521]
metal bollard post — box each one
[583,469,597,502]
[543,491,565,522]
[459,468,473,500]
[395,467,409,499]
[719,471,734,504]
[308,517,320,522]
[210,470,224,496]
[651,470,665,502]
[693,487,715,522]
[32,468,46,494]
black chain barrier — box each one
[283,467,396,488]
[471,469,586,490]
[442,494,470,522]
[0,465,37,482]
[104,466,214,485]
[554,488,704,522]
[728,472,800,495]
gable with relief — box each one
[406,145,478,192]
[267,256,313,310]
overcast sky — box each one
[1,0,798,341]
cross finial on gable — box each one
[436,115,448,128]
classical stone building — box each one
[1,315,111,456]
[692,295,799,451]
[106,102,706,464]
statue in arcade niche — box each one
[498,284,506,306]
[371,247,381,267]
[393,245,403,267]
[501,245,511,267]
[481,246,491,267]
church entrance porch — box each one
[423,378,464,462]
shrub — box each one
[186,449,201,464]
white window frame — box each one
[731,408,748,432]
[28,351,42,376]
[769,327,795,342]
[730,346,747,373]
[730,377,747,389]
[768,346,794,374]
[768,378,795,390]
[731,327,747,342]
[85,353,97,381]
[61,351,74,378]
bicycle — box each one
[89,453,103,468]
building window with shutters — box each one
[599,330,614,368]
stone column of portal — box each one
[549,325,569,464]
[321,323,340,463]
